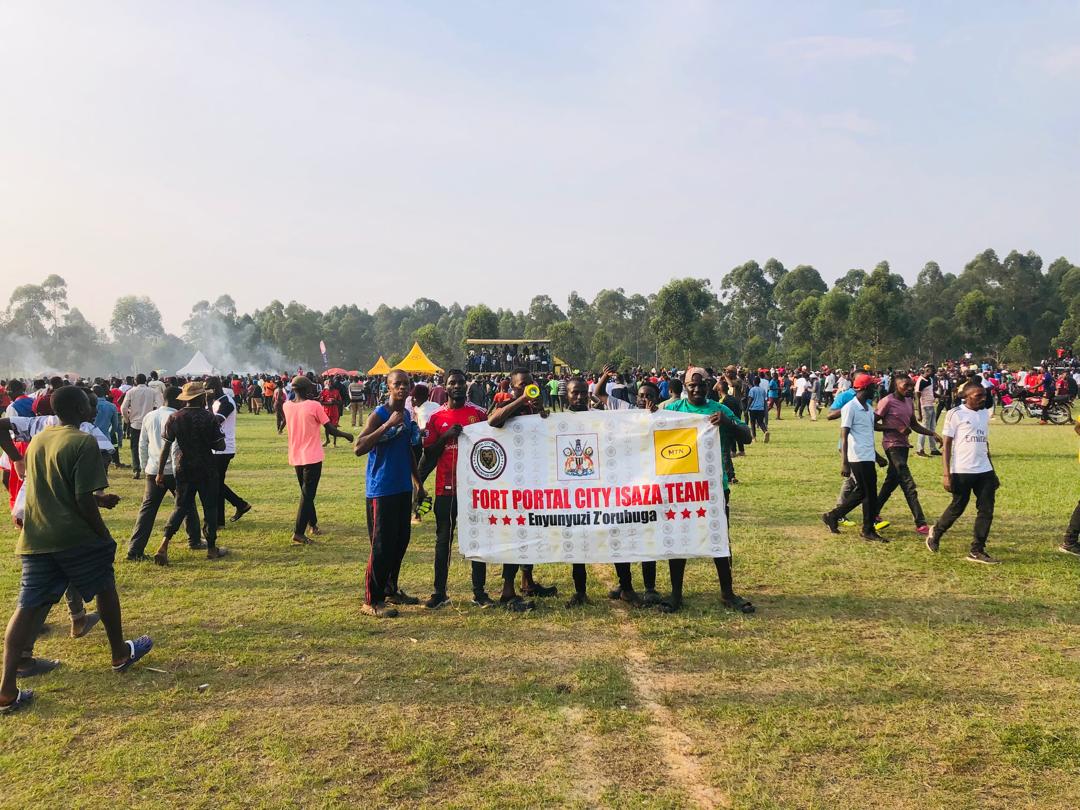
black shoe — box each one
[930,450,942,456]
[1058,542,1080,557]
[926,528,940,553]
[565,592,591,607]
[386,590,420,606]
[230,502,252,522]
[132,472,142,480]
[641,589,663,606]
[860,531,889,543]
[822,512,840,534]
[471,593,496,609]
[607,587,624,600]
[424,593,451,610]
[966,549,1000,564]
[15,657,61,678]
[499,595,535,612]
[188,541,208,551]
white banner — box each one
[455,410,728,563]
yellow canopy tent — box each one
[391,342,444,375]
[367,356,392,376]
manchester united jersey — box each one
[423,402,488,494]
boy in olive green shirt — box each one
[0,387,153,715]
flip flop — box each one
[112,635,154,673]
[71,611,100,638]
[0,688,34,715]
[16,658,61,678]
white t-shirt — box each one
[942,405,992,474]
[794,378,808,397]
[413,400,441,431]
[840,398,876,463]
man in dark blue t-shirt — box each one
[355,370,425,618]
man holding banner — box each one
[663,367,755,613]
[455,368,749,612]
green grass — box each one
[2,410,1080,808]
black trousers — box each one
[293,462,322,536]
[613,561,657,592]
[874,446,926,527]
[129,427,141,470]
[828,460,877,533]
[365,492,412,604]
[1064,500,1080,545]
[128,474,201,556]
[933,471,996,552]
[215,454,245,524]
[667,488,734,599]
[164,473,219,547]
[433,494,456,595]
[748,410,767,437]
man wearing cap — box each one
[663,367,756,613]
[153,381,229,565]
[822,373,888,542]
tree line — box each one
[3,248,1078,376]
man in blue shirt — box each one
[92,385,123,470]
[746,379,770,443]
[355,370,426,618]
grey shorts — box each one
[17,539,117,609]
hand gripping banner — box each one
[455,410,728,563]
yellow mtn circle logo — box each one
[653,428,699,475]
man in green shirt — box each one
[662,367,756,614]
[0,387,153,715]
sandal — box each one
[71,611,100,638]
[0,688,34,715]
[499,595,535,613]
[521,583,558,598]
[15,658,61,678]
[721,594,756,614]
[113,635,154,673]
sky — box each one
[1,1,1079,334]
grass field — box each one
[2,408,1080,809]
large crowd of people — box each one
[1,353,1079,714]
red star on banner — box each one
[488,514,498,525]
[516,515,527,525]
[681,509,692,519]
[697,507,707,517]
[664,509,676,520]
[502,515,512,525]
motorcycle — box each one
[999,394,1073,425]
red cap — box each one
[853,373,878,390]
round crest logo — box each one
[470,438,507,480]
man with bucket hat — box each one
[153,381,229,565]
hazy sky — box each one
[2,1,1078,333]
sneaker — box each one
[926,527,940,553]
[471,593,497,608]
[1057,542,1080,557]
[838,518,856,528]
[424,593,451,610]
[874,519,891,532]
[860,531,889,543]
[930,450,942,456]
[360,602,399,618]
[915,524,930,536]
[966,549,1000,564]
[821,512,840,534]
[385,590,420,606]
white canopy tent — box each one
[175,350,217,376]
